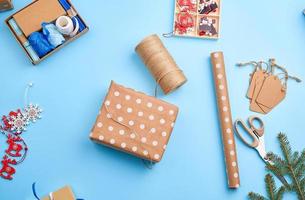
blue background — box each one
[0,0,304,199]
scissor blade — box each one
[255,137,272,164]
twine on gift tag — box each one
[269,59,302,88]
[135,34,187,96]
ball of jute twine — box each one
[135,34,187,95]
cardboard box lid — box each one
[13,0,65,37]
[42,186,75,200]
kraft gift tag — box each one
[238,59,301,115]
[250,72,271,113]
[256,75,286,109]
[41,186,75,200]
[247,70,266,99]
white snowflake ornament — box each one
[8,112,28,134]
[24,104,42,123]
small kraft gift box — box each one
[90,81,179,162]
[5,0,89,65]
[41,186,76,200]
[0,0,13,11]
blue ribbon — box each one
[28,32,53,58]
[32,182,84,200]
[58,0,86,32]
[32,182,40,200]
[42,22,65,48]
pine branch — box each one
[277,133,305,200]
[248,192,266,200]
[248,174,284,200]
[249,133,305,200]
[267,152,287,175]
[266,174,277,200]
[296,163,305,178]
[266,162,290,188]
[275,186,285,200]
[300,178,305,190]
[278,133,292,166]
[294,151,305,172]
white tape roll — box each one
[56,16,79,37]
[69,17,79,37]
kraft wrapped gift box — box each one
[41,186,76,200]
[90,81,179,162]
[0,0,13,11]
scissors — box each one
[234,116,272,164]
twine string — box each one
[237,61,271,73]
[136,34,187,95]
[270,60,302,88]
[154,69,184,97]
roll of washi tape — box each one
[58,0,86,32]
[56,16,73,35]
[55,16,79,37]
[210,51,240,189]
[135,34,187,94]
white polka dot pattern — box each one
[211,52,240,188]
[117,116,123,122]
[130,133,136,139]
[132,146,137,152]
[119,130,125,135]
[99,135,104,141]
[149,115,154,120]
[125,95,131,100]
[90,81,179,163]
[116,104,122,109]
[97,122,103,128]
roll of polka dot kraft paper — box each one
[210,51,240,189]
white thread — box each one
[24,82,34,106]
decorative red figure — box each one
[175,12,195,34]
[0,155,17,180]
[177,0,196,12]
[6,134,23,157]
[0,84,42,180]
